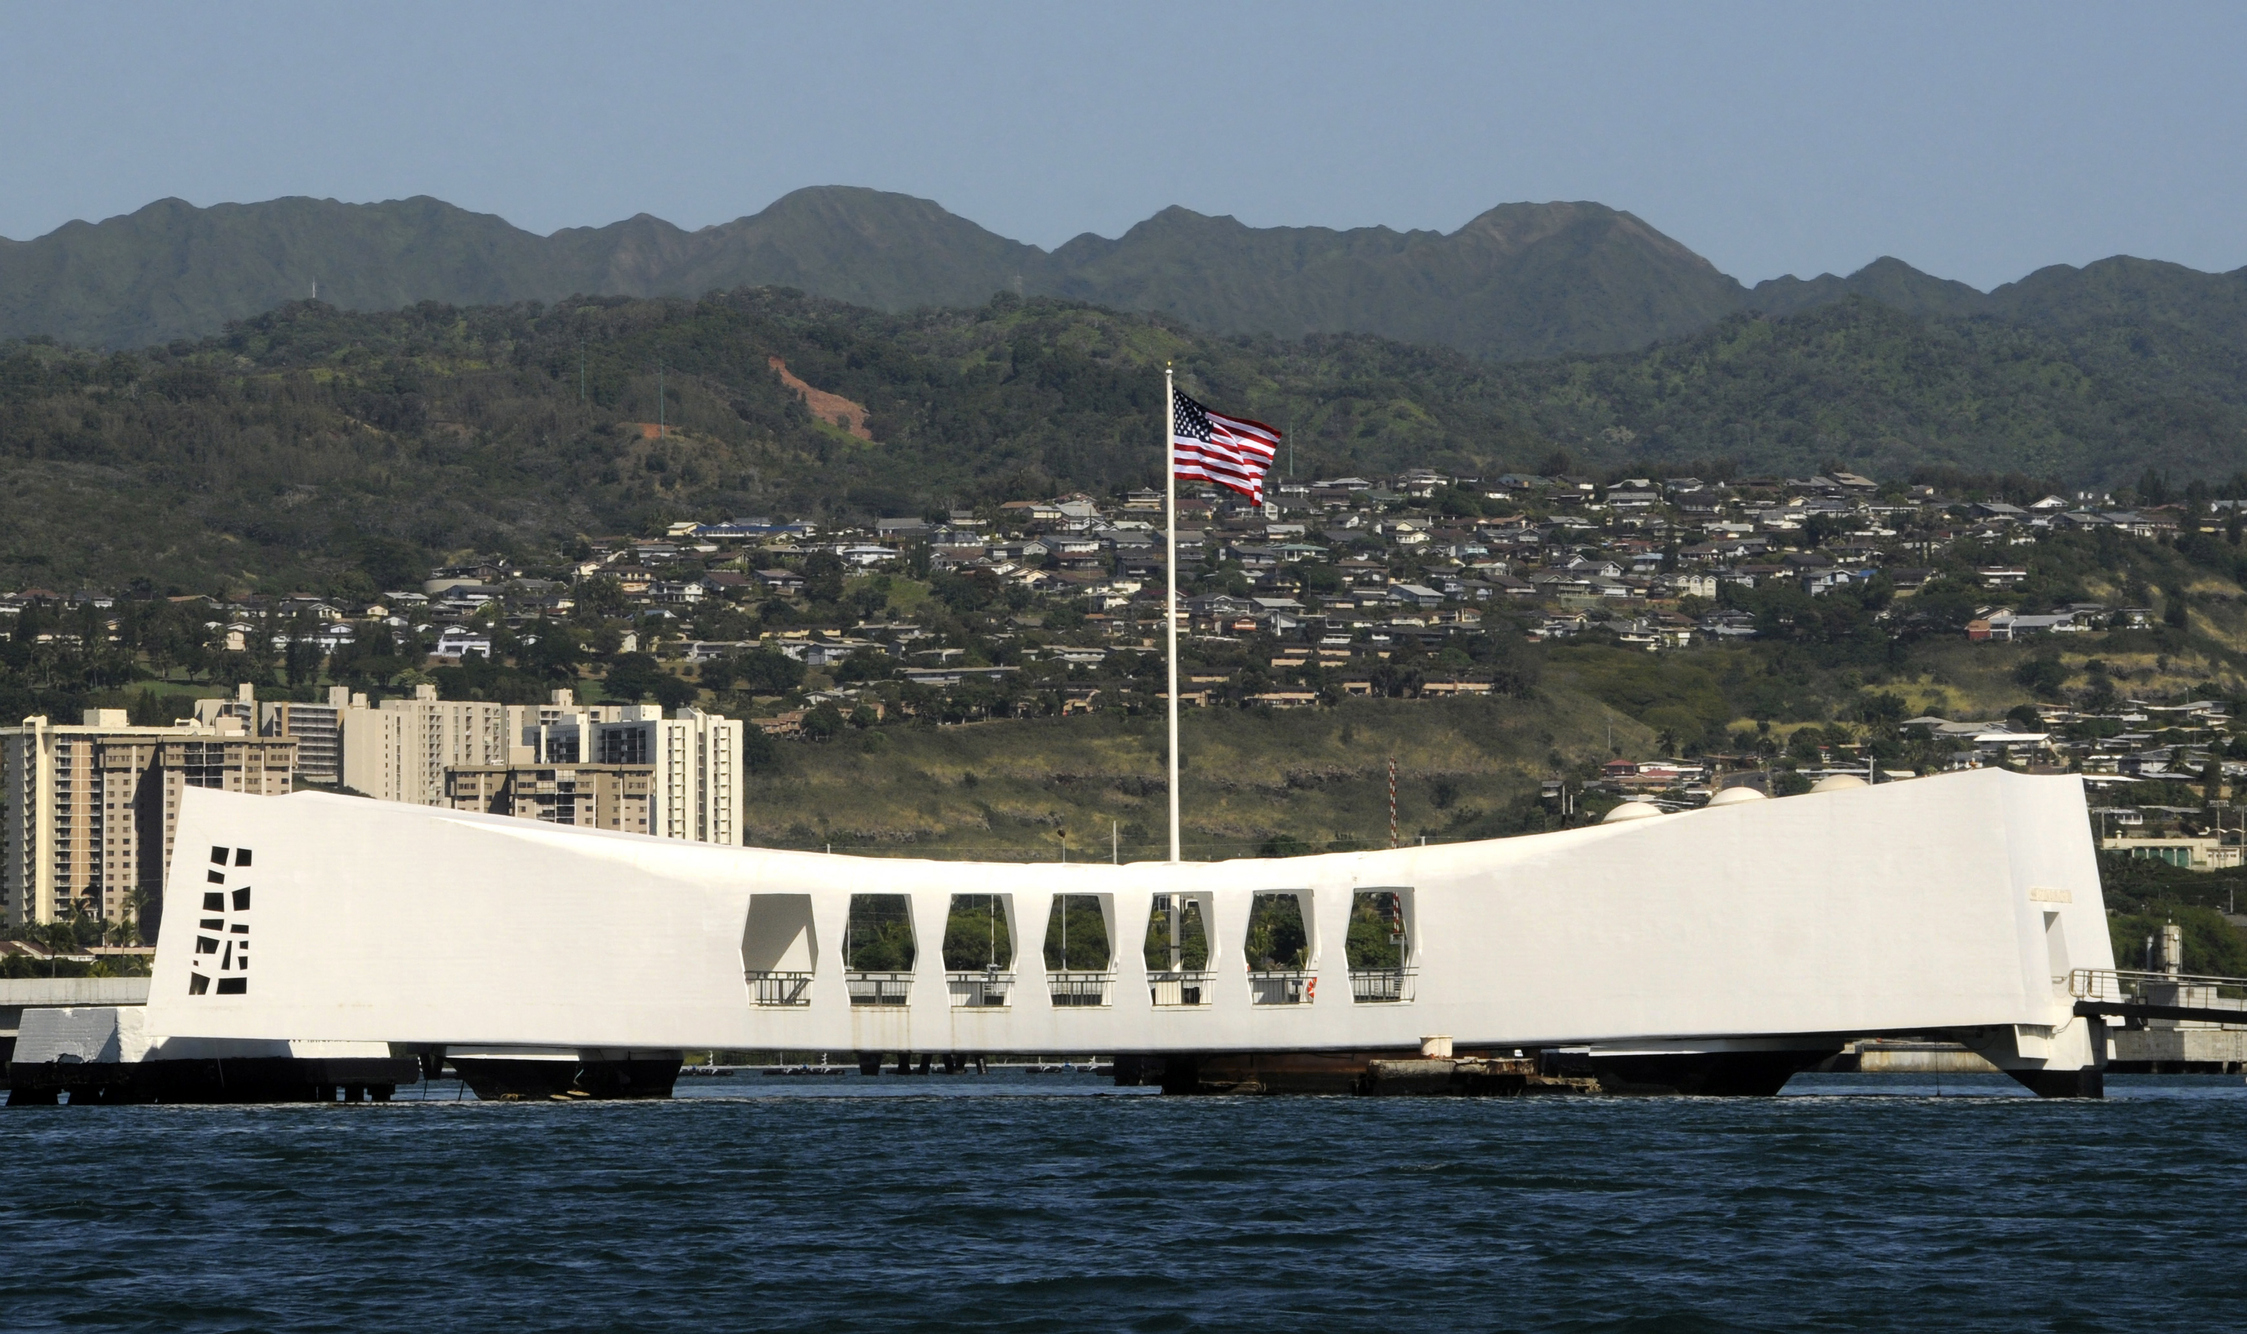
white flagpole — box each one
[1165,363,1181,864]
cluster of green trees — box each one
[1497,297,2247,487]
[9,277,2247,595]
[0,914,148,977]
[2097,855,2247,976]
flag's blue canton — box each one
[1176,395,1213,440]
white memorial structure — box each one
[1,766,2118,1101]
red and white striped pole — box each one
[1388,757,1397,849]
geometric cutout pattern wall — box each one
[188,844,252,996]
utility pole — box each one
[1389,757,1398,849]
[580,339,587,405]
[657,360,665,438]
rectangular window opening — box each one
[1347,888,1415,1003]
[1246,891,1314,1005]
[843,894,916,971]
[1245,892,1310,972]
[1143,895,1212,971]
[1044,894,1113,972]
[942,894,1014,970]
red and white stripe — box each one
[1172,391,1282,505]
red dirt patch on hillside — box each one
[769,357,874,441]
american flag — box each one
[1172,388,1282,505]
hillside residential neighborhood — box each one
[8,462,2247,940]
[6,468,2180,674]
[0,469,2229,722]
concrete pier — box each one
[2110,1028,2247,1073]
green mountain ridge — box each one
[1750,256,1994,320]
[4,283,2245,595]
[12,187,2239,361]
[1037,200,1747,359]
[1753,253,2247,342]
[0,190,1052,351]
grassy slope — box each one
[745,693,1648,859]
[743,533,2247,864]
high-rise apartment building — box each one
[443,763,653,834]
[198,684,348,788]
[339,684,510,805]
[340,686,741,847]
[574,706,742,845]
[0,710,295,928]
[193,685,256,731]
[262,696,344,787]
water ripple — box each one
[1,1073,2245,1330]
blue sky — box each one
[2,1,2240,289]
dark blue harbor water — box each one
[4,1073,2244,1332]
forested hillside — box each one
[1498,298,2247,484]
[3,285,2246,594]
[1753,254,2247,345]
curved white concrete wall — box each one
[144,769,2111,1056]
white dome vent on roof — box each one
[1705,786,1768,806]
[1601,799,1664,823]
[1810,774,1869,793]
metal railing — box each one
[845,971,914,1007]
[1248,970,1315,1006]
[947,970,1014,1008]
[1148,970,1216,1007]
[745,970,813,1007]
[2069,968,2247,1005]
[1047,970,1114,1008]
[1349,967,1415,1004]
